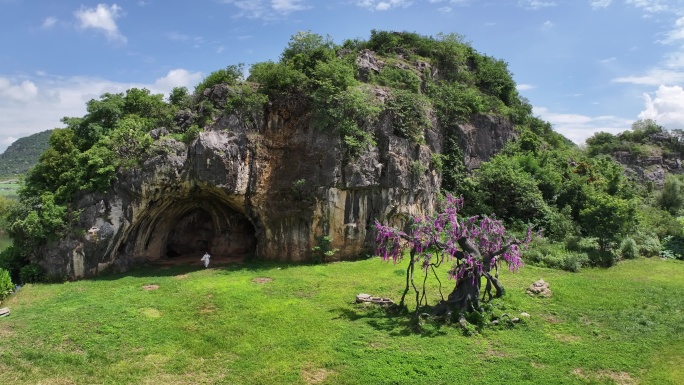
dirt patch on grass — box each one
[0,322,15,337]
[143,285,160,291]
[573,368,636,384]
[141,308,162,318]
[368,341,386,349]
[598,370,637,385]
[199,305,217,314]
[59,337,85,355]
[301,367,334,384]
[142,371,227,385]
[252,277,273,284]
[481,341,511,359]
[542,313,563,324]
[38,377,77,385]
[553,333,581,343]
[173,274,188,280]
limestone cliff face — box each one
[38,92,515,279]
[612,151,682,187]
[608,129,683,187]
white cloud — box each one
[660,16,684,44]
[74,3,126,43]
[220,0,309,19]
[516,84,537,91]
[0,69,202,153]
[438,6,452,12]
[356,0,412,11]
[534,106,632,144]
[589,0,611,9]
[518,0,556,10]
[541,20,553,30]
[271,0,308,12]
[153,69,203,94]
[41,16,57,29]
[167,32,190,42]
[625,0,670,14]
[0,78,38,102]
[638,85,684,130]
[613,68,684,85]
[2,137,17,148]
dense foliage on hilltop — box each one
[0,30,682,283]
[0,130,52,178]
[586,119,684,158]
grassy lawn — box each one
[0,181,19,199]
[1,257,683,384]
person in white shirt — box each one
[200,252,211,268]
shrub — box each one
[619,237,638,259]
[409,160,427,177]
[564,235,583,251]
[387,90,431,143]
[0,268,12,300]
[0,245,28,283]
[248,61,309,95]
[195,64,244,95]
[563,252,590,273]
[522,237,588,272]
[588,249,617,267]
[661,235,684,260]
[638,234,661,258]
[310,235,338,264]
[291,179,306,200]
[375,66,422,93]
[19,263,45,284]
[656,175,684,215]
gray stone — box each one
[527,279,552,298]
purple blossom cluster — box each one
[374,194,530,283]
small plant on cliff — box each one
[311,235,339,264]
[374,194,532,329]
[291,179,307,200]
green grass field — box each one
[0,181,20,199]
[1,257,683,384]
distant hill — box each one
[0,130,52,178]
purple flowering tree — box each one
[374,194,532,322]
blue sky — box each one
[1,0,683,153]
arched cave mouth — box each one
[139,193,257,264]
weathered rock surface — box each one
[526,279,552,298]
[612,150,682,187]
[37,89,516,279]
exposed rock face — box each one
[458,114,516,170]
[613,150,682,187]
[37,93,516,279]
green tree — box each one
[474,156,549,225]
[281,31,335,76]
[657,175,684,215]
[580,192,637,251]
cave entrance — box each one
[165,208,214,258]
[150,197,257,266]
